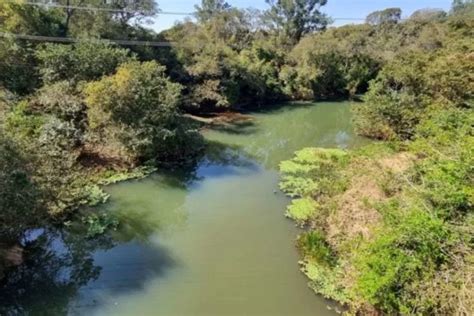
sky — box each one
[149,0,453,32]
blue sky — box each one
[149,0,453,32]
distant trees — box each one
[366,8,402,25]
[163,2,474,109]
[452,0,474,12]
[195,0,231,23]
[264,0,329,42]
[410,8,446,21]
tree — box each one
[35,41,134,84]
[85,61,203,162]
[366,8,402,25]
[264,0,329,43]
[0,1,65,36]
[452,0,474,12]
[195,0,231,23]
[106,0,158,26]
[410,8,446,22]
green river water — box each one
[0,102,367,315]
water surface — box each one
[0,102,366,315]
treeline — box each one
[280,2,473,315]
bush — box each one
[353,51,473,140]
[352,209,452,314]
[85,61,203,162]
[0,133,43,240]
[36,41,135,84]
[280,148,348,198]
[410,108,474,220]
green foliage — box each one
[353,50,473,140]
[410,9,447,22]
[85,61,203,162]
[81,212,119,238]
[280,148,348,198]
[36,41,135,84]
[0,38,39,94]
[31,81,86,121]
[96,166,157,186]
[278,15,473,312]
[452,0,474,12]
[0,1,64,36]
[366,8,402,25]
[286,197,319,224]
[0,132,43,240]
[195,0,232,23]
[303,260,349,303]
[352,209,452,313]
[0,2,472,313]
[5,100,45,140]
[298,231,336,266]
[264,0,330,43]
[285,27,380,99]
[353,52,430,140]
[410,108,474,220]
[298,231,348,303]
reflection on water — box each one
[204,102,367,169]
[0,102,366,315]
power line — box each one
[0,32,173,47]
[11,1,374,21]
[8,1,193,16]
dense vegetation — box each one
[0,0,473,314]
[280,2,473,314]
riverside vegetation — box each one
[0,0,473,314]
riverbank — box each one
[280,134,473,314]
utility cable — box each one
[0,32,173,47]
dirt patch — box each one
[326,152,415,248]
[377,152,415,173]
[327,175,384,248]
[184,112,254,127]
[78,143,133,170]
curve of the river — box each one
[0,102,367,316]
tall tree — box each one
[264,0,329,43]
[32,0,158,35]
[452,0,474,12]
[195,0,231,23]
[365,8,402,25]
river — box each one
[0,102,367,315]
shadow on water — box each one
[241,101,327,116]
[0,229,105,315]
[0,226,178,315]
[0,137,256,315]
[207,120,260,136]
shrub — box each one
[36,41,135,84]
[85,61,203,162]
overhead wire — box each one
[6,0,193,15]
[0,32,174,47]
[0,1,387,51]
[8,1,374,21]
